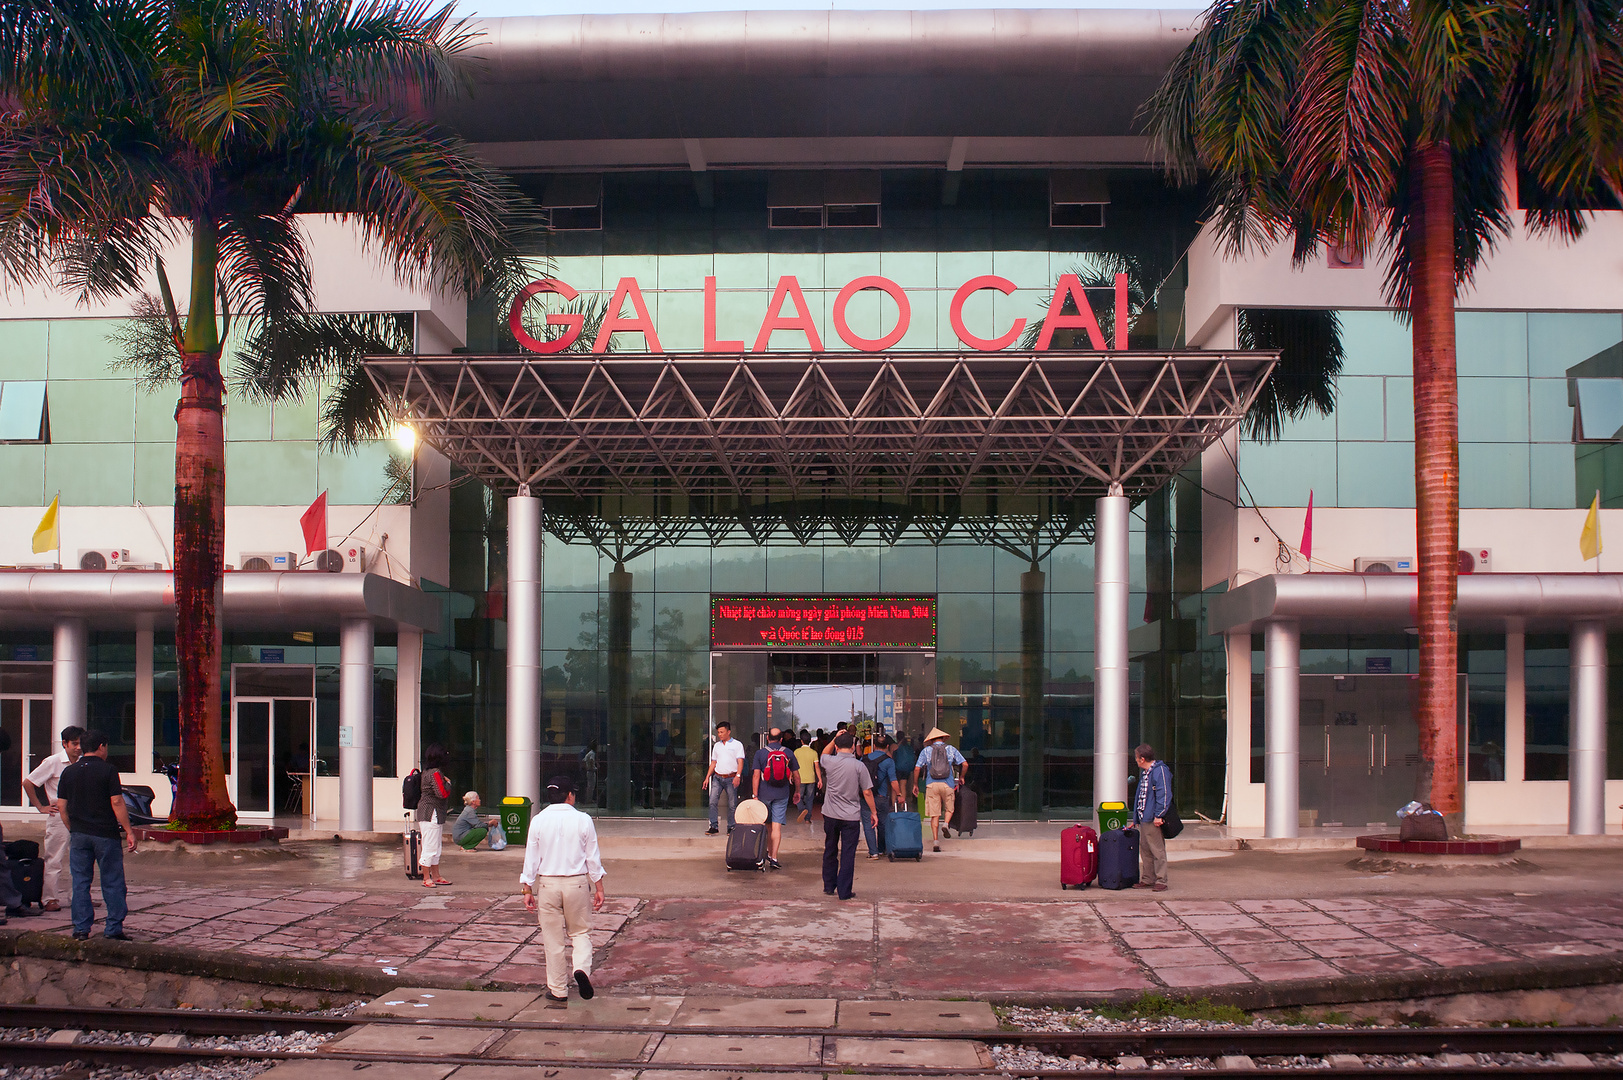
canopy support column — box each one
[1019,563,1045,814]
[1093,486,1129,808]
[507,490,543,805]
[339,616,374,832]
[1264,619,1300,838]
[1569,620,1607,836]
[53,617,88,729]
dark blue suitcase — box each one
[1097,828,1140,890]
[884,811,924,861]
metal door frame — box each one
[228,665,316,825]
[1,694,52,808]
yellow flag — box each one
[1580,491,1603,562]
[31,494,58,555]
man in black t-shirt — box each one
[55,731,138,941]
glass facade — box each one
[1238,310,1623,510]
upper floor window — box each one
[1567,344,1623,441]
[0,381,47,442]
[767,171,881,229]
[545,174,603,231]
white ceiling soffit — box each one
[471,136,1156,172]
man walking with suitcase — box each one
[750,728,800,869]
[819,732,877,900]
[1126,743,1171,892]
[861,735,901,859]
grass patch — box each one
[1095,994,1249,1024]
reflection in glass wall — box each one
[1526,634,1571,781]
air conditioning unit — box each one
[1354,555,1414,574]
[311,546,367,573]
[78,548,130,571]
[239,551,299,572]
[120,562,165,571]
[1459,547,1492,573]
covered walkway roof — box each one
[367,349,1274,503]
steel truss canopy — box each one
[367,350,1275,542]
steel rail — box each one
[0,1040,1609,1079]
[2,1004,1622,1059]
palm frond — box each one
[1237,307,1343,442]
[320,357,398,449]
[233,311,413,404]
[110,291,183,392]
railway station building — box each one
[1,9,1622,837]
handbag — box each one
[1160,797,1184,839]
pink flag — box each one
[300,491,328,556]
[1299,491,1314,568]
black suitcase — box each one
[4,839,40,861]
[725,823,768,871]
[949,787,978,837]
[403,823,422,880]
[1097,828,1140,890]
[11,857,43,908]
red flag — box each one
[1299,490,1314,569]
[300,491,328,556]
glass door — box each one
[231,665,316,823]
[231,699,273,818]
[2,696,53,808]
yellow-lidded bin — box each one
[1096,800,1130,832]
[500,796,532,845]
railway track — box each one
[2,1002,1619,1077]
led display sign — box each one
[710,595,937,650]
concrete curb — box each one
[4,927,1622,1012]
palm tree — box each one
[0,0,540,829]
[1145,0,1623,828]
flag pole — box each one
[55,491,61,570]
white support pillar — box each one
[338,616,375,832]
[52,617,88,729]
[1093,485,1130,807]
[507,489,543,805]
[134,625,154,774]
[1569,620,1607,836]
[1504,631,1526,784]
[1264,619,1300,838]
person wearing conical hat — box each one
[911,727,965,854]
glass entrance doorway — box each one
[1297,674,1463,829]
[1,663,54,808]
[711,651,937,750]
[230,665,316,823]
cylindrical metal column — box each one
[507,492,543,805]
[52,617,88,729]
[606,566,633,813]
[1264,619,1301,838]
[1569,620,1608,836]
[338,616,375,833]
[1018,564,1046,814]
[1093,489,1130,807]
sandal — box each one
[422,880,437,888]
[43,900,60,912]
[434,879,453,886]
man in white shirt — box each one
[520,775,607,1008]
[22,725,84,913]
[702,721,746,836]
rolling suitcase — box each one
[403,813,423,881]
[948,787,978,837]
[1060,824,1098,890]
[884,810,925,861]
[11,857,43,908]
[725,823,769,871]
[1097,828,1139,890]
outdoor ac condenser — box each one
[239,551,300,571]
[77,548,130,570]
[311,545,366,573]
[1353,555,1414,573]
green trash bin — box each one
[1096,800,1130,832]
[500,796,532,845]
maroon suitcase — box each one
[1061,824,1098,890]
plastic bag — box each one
[1396,800,1424,818]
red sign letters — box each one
[710,596,937,650]
[510,273,1129,355]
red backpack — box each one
[763,747,792,784]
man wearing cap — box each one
[520,776,607,1008]
[911,727,966,854]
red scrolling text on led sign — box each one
[711,596,937,650]
[509,273,1130,355]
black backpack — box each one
[402,768,422,811]
[864,753,884,790]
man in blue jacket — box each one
[1127,743,1171,891]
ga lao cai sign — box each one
[711,595,938,650]
[510,273,1130,355]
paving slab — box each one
[453,1069,636,1080]
[824,1038,991,1071]
[258,1064,457,1080]
[833,1001,999,1031]
[649,1035,824,1066]
[489,1031,659,1062]
[324,1024,504,1057]
[670,997,838,1028]
[357,988,540,1020]
[510,995,684,1026]
[637,1073,823,1080]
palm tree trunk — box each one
[1409,142,1461,833]
[169,218,237,830]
